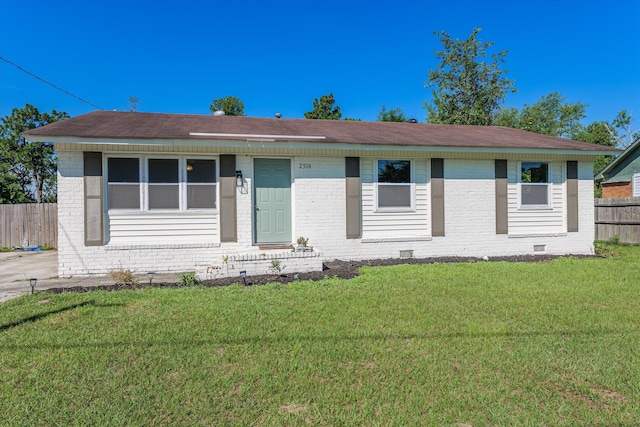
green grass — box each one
[1,246,639,426]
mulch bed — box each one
[46,254,593,295]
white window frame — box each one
[518,161,552,210]
[106,155,143,211]
[633,173,640,197]
[185,158,218,210]
[374,159,415,212]
[147,157,181,210]
[105,154,218,212]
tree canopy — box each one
[209,96,245,116]
[494,92,587,138]
[0,104,69,203]
[424,28,516,126]
[572,120,617,194]
[378,105,407,122]
[605,110,638,148]
[128,96,141,112]
[304,93,342,120]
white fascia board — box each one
[26,135,619,157]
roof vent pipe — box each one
[407,118,418,123]
[213,110,226,116]
[275,112,282,118]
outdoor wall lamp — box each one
[30,278,37,294]
[236,171,243,187]
[148,272,155,285]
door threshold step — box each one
[258,245,294,250]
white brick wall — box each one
[56,150,596,278]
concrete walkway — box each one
[0,251,178,303]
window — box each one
[376,160,413,210]
[149,159,179,209]
[106,156,217,211]
[108,158,140,209]
[520,162,550,207]
[187,159,216,209]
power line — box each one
[0,56,104,110]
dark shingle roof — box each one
[23,110,619,152]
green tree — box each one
[573,119,625,198]
[0,104,68,203]
[378,105,407,122]
[304,93,342,120]
[605,110,638,148]
[495,92,587,138]
[424,28,516,125]
[128,96,141,112]
[209,96,245,116]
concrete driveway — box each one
[0,250,59,302]
[0,250,179,303]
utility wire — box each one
[0,56,104,110]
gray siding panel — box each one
[495,159,508,234]
[431,158,445,236]
[219,155,237,242]
[567,160,578,232]
[83,152,104,246]
[345,157,361,238]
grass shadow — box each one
[0,300,123,332]
[1,327,633,350]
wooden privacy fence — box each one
[0,203,57,248]
[594,197,640,244]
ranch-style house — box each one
[23,111,619,278]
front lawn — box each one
[1,245,639,425]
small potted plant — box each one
[296,236,309,252]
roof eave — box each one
[24,134,619,157]
[595,138,640,180]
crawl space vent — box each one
[399,250,414,259]
[533,245,546,253]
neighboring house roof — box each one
[596,137,640,182]
[24,110,620,154]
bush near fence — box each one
[0,203,57,249]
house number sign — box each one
[298,163,311,169]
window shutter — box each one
[219,155,237,242]
[431,158,445,236]
[83,152,104,246]
[634,173,640,197]
[345,157,361,239]
[567,161,579,232]
[495,160,508,234]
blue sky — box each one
[1,0,639,127]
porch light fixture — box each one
[235,171,243,187]
[147,272,155,285]
[186,163,194,171]
[30,278,37,295]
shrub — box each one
[268,259,285,275]
[108,269,139,285]
[178,272,201,286]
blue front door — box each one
[254,158,291,244]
